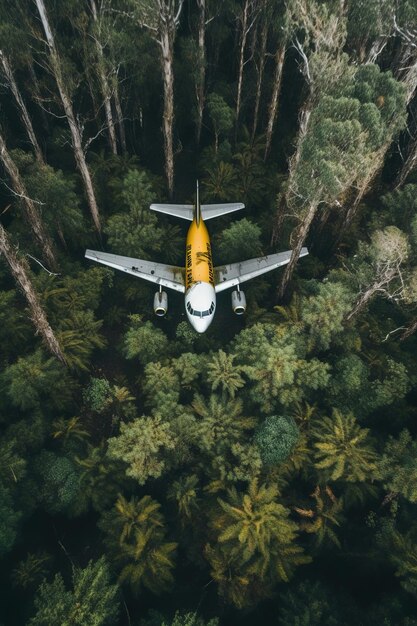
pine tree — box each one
[29,556,119,626]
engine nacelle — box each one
[231,289,246,315]
[153,290,168,316]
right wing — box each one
[85,250,185,293]
[214,248,308,293]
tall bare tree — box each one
[89,0,118,155]
[132,0,184,198]
[234,0,260,130]
[0,51,43,163]
[34,0,101,232]
[0,223,65,363]
[0,129,57,270]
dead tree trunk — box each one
[0,52,43,163]
[271,106,312,245]
[34,0,101,233]
[277,201,317,300]
[345,273,396,321]
[195,0,206,145]
[90,0,117,155]
[401,318,417,340]
[0,223,65,363]
[395,133,417,188]
[264,42,286,159]
[0,130,57,270]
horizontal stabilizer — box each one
[201,203,244,220]
[150,204,194,221]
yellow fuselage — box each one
[185,218,214,289]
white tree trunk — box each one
[264,42,286,159]
[90,0,118,155]
[395,133,417,188]
[195,0,206,144]
[35,0,101,233]
[160,27,175,198]
[235,0,250,126]
[0,52,43,163]
[0,130,57,270]
[251,18,268,141]
[0,223,66,364]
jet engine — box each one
[231,289,246,315]
[153,290,168,316]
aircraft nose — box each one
[189,315,213,333]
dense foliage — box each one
[1,1,417,624]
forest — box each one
[1,0,417,624]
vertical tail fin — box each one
[196,180,201,225]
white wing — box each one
[214,248,308,293]
[201,203,244,220]
[85,250,185,293]
[150,204,194,221]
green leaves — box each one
[254,415,299,466]
[29,557,119,626]
[99,495,177,595]
[107,415,176,485]
[312,410,377,482]
[206,480,310,607]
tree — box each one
[29,556,119,626]
[206,480,310,608]
[279,580,341,626]
[99,494,177,594]
[0,224,65,363]
[379,430,417,503]
[345,226,411,320]
[130,0,185,197]
[2,349,73,411]
[294,485,343,549]
[105,169,166,258]
[12,552,52,590]
[233,323,330,412]
[0,484,21,557]
[35,451,81,515]
[301,281,354,350]
[216,218,262,264]
[311,409,378,483]
[206,350,246,398]
[107,415,176,485]
[0,132,56,269]
[254,415,299,466]
[390,531,417,599]
[206,93,234,154]
[75,444,129,514]
[0,51,43,162]
[168,474,200,522]
[34,0,101,232]
[123,315,169,365]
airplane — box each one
[85,182,308,333]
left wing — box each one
[85,250,185,293]
[214,248,308,293]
